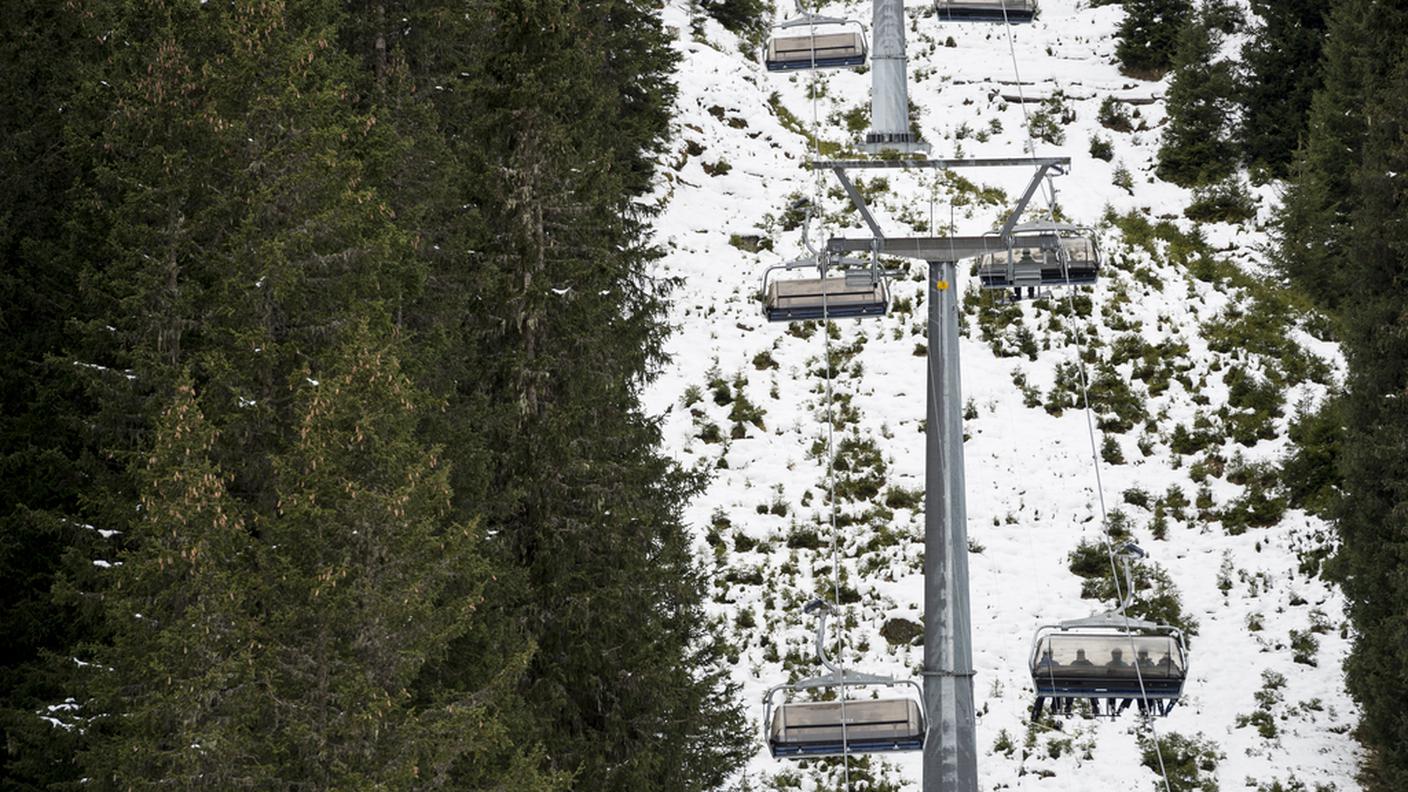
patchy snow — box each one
[647,1,1360,790]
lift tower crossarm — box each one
[826,233,1064,262]
[999,161,1061,240]
[811,157,1070,253]
[806,156,1070,170]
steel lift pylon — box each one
[809,153,1073,792]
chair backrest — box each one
[767,31,865,66]
[770,698,923,747]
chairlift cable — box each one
[804,4,852,787]
[996,4,1175,790]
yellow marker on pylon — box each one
[936,279,950,291]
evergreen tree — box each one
[1115,0,1194,79]
[3,1,750,787]
[1329,46,1408,792]
[80,378,265,788]
[1239,0,1333,177]
[418,2,751,786]
[1273,0,1408,313]
[0,3,125,786]
[56,2,560,788]
[1157,13,1238,187]
[1272,4,1408,786]
[254,321,558,789]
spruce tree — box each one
[1115,0,1194,79]
[1157,13,1238,187]
[5,2,750,787]
[1272,4,1408,786]
[1239,0,1334,177]
[56,2,561,788]
[418,2,751,786]
[0,3,113,786]
[1329,47,1408,792]
[80,378,265,788]
[255,321,558,789]
[1273,0,1408,313]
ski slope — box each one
[645,2,1361,789]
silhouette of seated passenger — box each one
[1069,649,1095,669]
[1105,648,1130,673]
[1156,652,1177,675]
[1136,648,1158,672]
[1035,648,1058,673]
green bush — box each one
[1281,395,1344,517]
[1101,435,1126,464]
[1289,628,1320,666]
[1090,134,1115,161]
[1123,487,1153,509]
[1185,177,1257,223]
[1098,96,1136,132]
[1138,732,1222,792]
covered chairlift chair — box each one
[1029,544,1189,719]
[765,7,868,72]
[765,600,926,758]
[976,221,1100,298]
[762,204,891,321]
[933,0,1036,22]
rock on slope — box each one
[645,2,1360,789]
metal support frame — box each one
[999,161,1059,239]
[865,0,929,155]
[810,157,1069,250]
[832,169,885,240]
[805,156,1069,792]
[924,259,977,792]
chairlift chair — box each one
[933,0,1037,22]
[762,210,891,321]
[765,600,926,758]
[765,12,868,72]
[1030,614,1188,719]
[976,221,1099,297]
[763,257,890,321]
[1030,543,1188,719]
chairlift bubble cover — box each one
[934,0,1037,22]
[977,228,1099,290]
[1031,633,1186,696]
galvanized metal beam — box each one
[806,156,1070,171]
[924,261,978,792]
[827,233,1063,261]
[831,168,885,241]
[999,162,1054,241]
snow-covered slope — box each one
[645,2,1361,789]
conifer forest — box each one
[1,2,1405,791]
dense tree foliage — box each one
[1329,55,1408,785]
[0,1,748,789]
[1274,0,1408,314]
[1238,0,1333,178]
[1115,0,1194,79]
[1271,2,1408,788]
[1157,14,1237,187]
